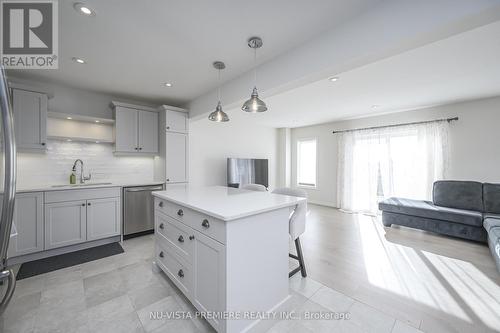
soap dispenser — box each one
[70,168,76,185]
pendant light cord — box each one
[217,68,221,102]
[253,47,257,87]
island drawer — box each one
[156,213,194,264]
[155,198,226,244]
[155,242,192,297]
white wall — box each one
[189,112,278,189]
[18,140,154,188]
[290,96,500,207]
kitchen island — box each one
[152,185,305,333]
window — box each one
[297,139,317,187]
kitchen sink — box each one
[51,182,113,188]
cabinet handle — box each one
[81,203,86,207]
[134,147,138,150]
[166,126,170,130]
[166,178,170,182]
[177,235,184,243]
[201,219,210,228]
[41,142,46,146]
[189,235,195,240]
[159,223,164,230]
[159,201,164,208]
[177,269,184,278]
[159,251,164,258]
[139,147,143,150]
[177,209,184,217]
[87,203,91,206]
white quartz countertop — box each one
[15,181,164,193]
[152,185,305,221]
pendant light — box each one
[241,37,267,113]
[208,61,229,122]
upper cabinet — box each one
[11,88,48,151]
[112,101,159,154]
[165,109,188,133]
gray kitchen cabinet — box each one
[165,109,188,134]
[112,101,158,154]
[12,88,48,151]
[114,106,138,152]
[139,110,159,153]
[45,200,87,249]
[165,131,188,183]
[86,197,121,241]
[7,192,44,258]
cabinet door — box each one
[165,110,188,133]
[192,230,225,331]
[8,192,44,257]
[165,132,188,183]
[115,107,138,152]
[86,197,121,241]
[12,89,47,150]
[45,201,87,249]
[138,110,159,153]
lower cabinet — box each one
[86,197,121,241]
[8,192,44,257]
[192,230,226,331]
[45,200,87,249]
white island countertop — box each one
[152,185,305,221]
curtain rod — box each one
[332,117,458,134]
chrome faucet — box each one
[72,159,92,184]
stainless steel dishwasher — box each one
[123,184,164,238]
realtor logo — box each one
[1,0,58,68]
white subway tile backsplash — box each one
[17,140,154,187]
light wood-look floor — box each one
[299,204,500,332]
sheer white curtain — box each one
[337,121,450,214]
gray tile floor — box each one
[0,233,422,333]
[2,205,498,332]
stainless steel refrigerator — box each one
[0,66,17,315]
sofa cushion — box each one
[487,227,500,258]
[432,180,483,212]
[484,218,500,232]
[379,197,483,227]
[483,183,500,214]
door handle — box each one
[201,219,210,228]
[177,235,184,243]
[177,269,184,278]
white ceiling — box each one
[246,20,500,128]
[7,0,381,105]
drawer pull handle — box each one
[159,201,164,208]
[81,203,86,207]
[159,223,164,230]
[202,219,210,228]
[177,235,184,243]
[177,209,184,217]
[159,251,164,258]
[189,235,195,240]
[178,269,184,278]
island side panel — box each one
[225,207,290,333]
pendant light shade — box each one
[241,86,267,113]
[208,101,229,122]
[242,37,267,113]
[208,61,229,122]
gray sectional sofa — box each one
[379,181,500,273]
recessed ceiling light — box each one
[163,83,173,87]
[72,57,86,64]
[67,117,72,120]
[73,3,95,16]
[371,104,380,109]
[329,76,339,82]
